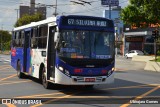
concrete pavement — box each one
[132,56,160,72]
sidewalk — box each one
[0,50,10,55]
[132,56,160,72]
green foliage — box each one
[3,41,11,50]
[120,0,160,27]
[14,13,43,27]
[0,30,11,50]
[157,50,160,56]
[0,30,11,43]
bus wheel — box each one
[42,68,51,89]
[17,61,24,78]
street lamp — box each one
[54,0,58,16]
[15,9,19,21]
[1,34,2,52]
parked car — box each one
[125,50,144,59]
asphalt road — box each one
[0,54,160,107]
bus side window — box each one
[38,25,48,49]
[21,31,24,47]
[31,27,38,48]
[12,32,16,47]
[15,31,19,47]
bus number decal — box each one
[11,48,16,57]
[68,19,74,25]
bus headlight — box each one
[112,67,115,71]
[59,66,64,71]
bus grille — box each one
[72,76,106,82]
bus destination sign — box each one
[61,17,113,28]
[67,19,107,27]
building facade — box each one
[103,6,123,41]
[124,27,160,55]
[103,6,124,55]
[20,0,46,19]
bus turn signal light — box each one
[74,69,83,73]
[102,70,107,74]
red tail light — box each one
[74,69,83,73]
[102,70,107,74]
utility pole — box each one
[152,28,159,61]
[109,4,111,19]
[0,34,2,52]
[53,0,58,16]
[1,24,3,30]
[0,24,3,52]
[15,9,19,21]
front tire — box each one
[125,55,128,59]
[42,68,51,89]
[17,61,24,78]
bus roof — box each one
[13,17,56,31]
[13,15,114,31]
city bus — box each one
[11,15,115,89]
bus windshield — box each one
[57,30,114,59]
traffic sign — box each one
[101,0,119,6]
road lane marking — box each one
[0,80,31,85]
[120,86,160,107]
[5,92,70,107]
[101,84,160,91]
[30,96,111,98]
[16,92,63,98]
[27,95,160,99]
[5,104,16,107]
[115,68,128,71]
[0,74,16,75]
[0,74,16,81]
[30,92,82,107]
[0,66,12,70]
[0,65,11,68]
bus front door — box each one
[24,29,31,73]
[47,26,56,80]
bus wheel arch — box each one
[17,60,24,78]
[39,63,44,83]
[39,63,51,89]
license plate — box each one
[85,78,95,82]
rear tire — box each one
[17,61,24,78]
[42,68,51,89]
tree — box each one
[0,30,11,50]
[14,13,43,27]
[0,30,11,43]
[120,0,160,28]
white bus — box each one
[11,15,115,89]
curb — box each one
[132,56,160,72]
